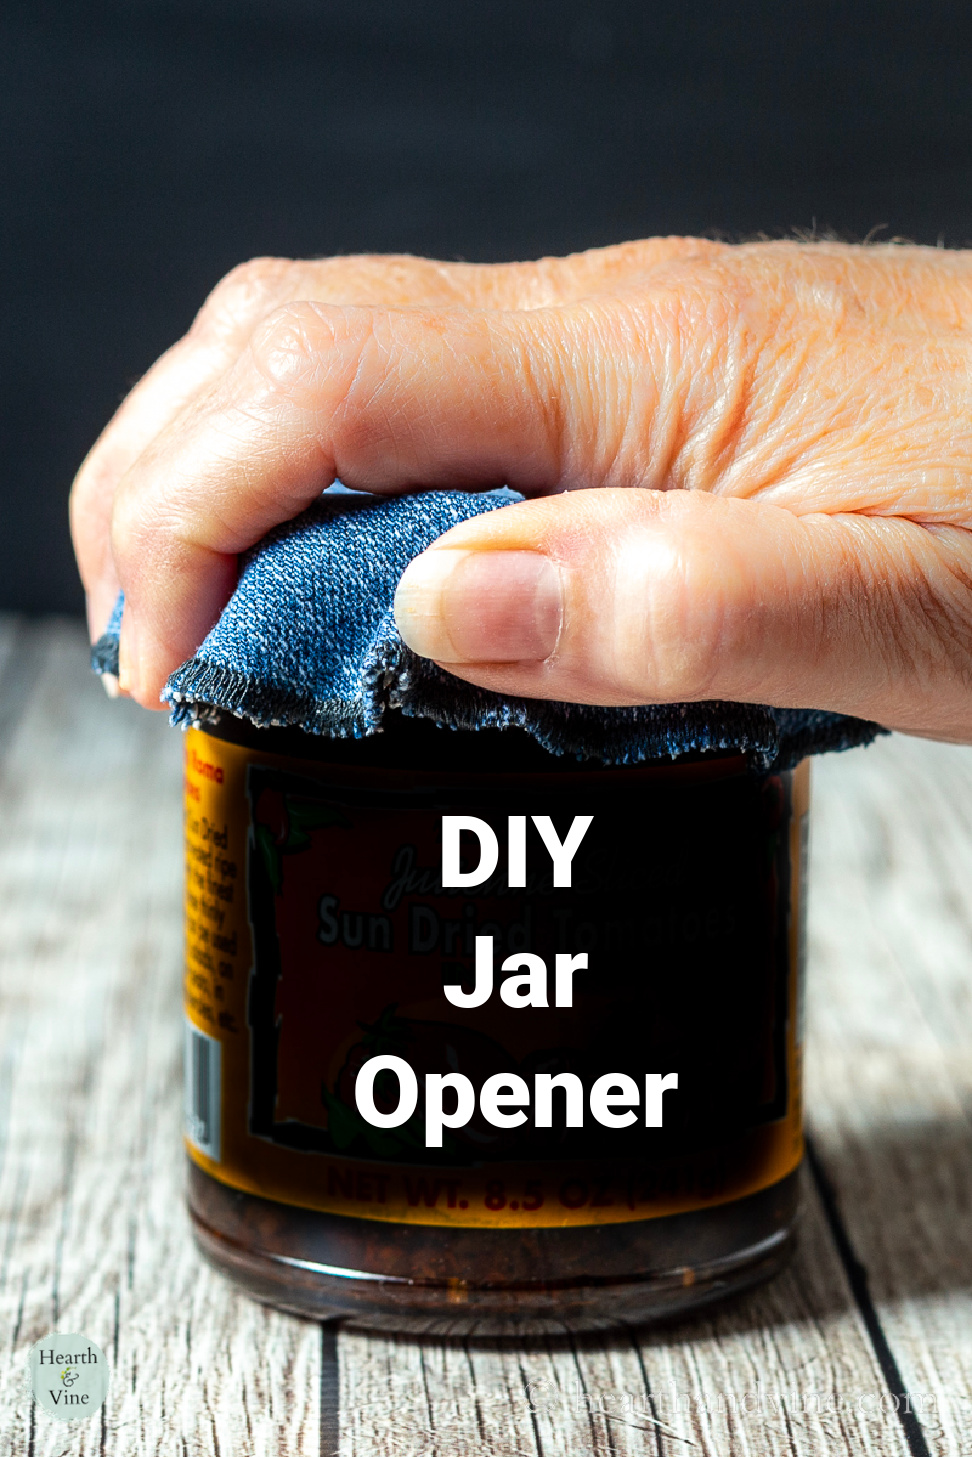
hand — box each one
[72,244,690,701]
[71,241,972,740]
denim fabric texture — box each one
[91,487,884,769]
[90,592,125,676]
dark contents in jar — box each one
[183,710,807,1333]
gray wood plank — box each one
[807,735,972,1457]
[339,1189,916,1457]
[0,621,321,1456]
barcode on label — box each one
[185,1021,221,1161]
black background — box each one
[5,0,972,615]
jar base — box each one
[189,1163,800,1335]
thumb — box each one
[393,489,972,740]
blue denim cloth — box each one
[91,487,883,769]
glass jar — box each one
[183,710,808,1334]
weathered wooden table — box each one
[2,617,971,1457]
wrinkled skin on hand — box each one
[69,239,972,740]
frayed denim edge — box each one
[143,625,885,771]
[770,716,887,770]
[91,632,120,677]
[391,650,781,767]
[165,639,885,771]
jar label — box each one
[184,728,806,1229]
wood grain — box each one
[0,621,969,1456]
[0,623,320,1457]
[806,737,972,1457]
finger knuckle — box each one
[247,300,336,387]
[247,302,385,446]
[192,257,295,341]
[214,256,292,300]
[107,505,141,590]
[108,472,151,567]
[614,523,728,701]
[110,480,192,596]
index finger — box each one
[109,294,670,705]
[70,258,304,638]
